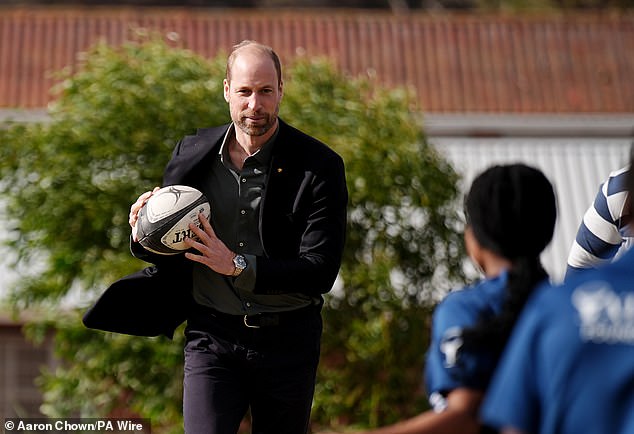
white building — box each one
[427,113,634,282]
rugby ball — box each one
[135,185,211,255]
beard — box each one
[235,109,278,137]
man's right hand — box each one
[129,187,160,242]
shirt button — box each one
[240,209,246,215]
[239,242,244,247]
[241,178,246,183]
[246,302,252,308]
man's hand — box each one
[129,187,160,242]
[184,213,236,276]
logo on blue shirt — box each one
[440,327,465,368]
[572,282,634,344]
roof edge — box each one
[3,109,634,138]
[423,113,634,138]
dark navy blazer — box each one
[83,119,348,338]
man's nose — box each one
[248,94,261,110]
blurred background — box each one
[0,0,633,432]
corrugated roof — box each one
[0,6,633,112]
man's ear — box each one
[223,79,230,103]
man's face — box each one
[224,50,283,137]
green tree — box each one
[0,36,464,432]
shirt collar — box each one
[218,123,278,168]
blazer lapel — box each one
[164,125,229,185]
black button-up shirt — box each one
[192,124,315,315]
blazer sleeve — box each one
[250,146,348,297]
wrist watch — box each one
[232,254,247,277]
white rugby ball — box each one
[135,185,210,255]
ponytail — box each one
[463,257,548,355]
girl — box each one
[341,164,557,434]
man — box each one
[84,40,348,434]
[565,164,633,280]
[480,163,634,434]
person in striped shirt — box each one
[565,165,633,281]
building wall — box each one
[435,138,632,282]
[0,321,55,419]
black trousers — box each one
[183,305,323,434]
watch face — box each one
[234,255,247,269]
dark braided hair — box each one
[462,164,557,356]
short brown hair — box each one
[225,40,282,86]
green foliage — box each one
[0,37,464,431]
[0,36,228,308]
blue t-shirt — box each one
[482,248,634,434]
[425,272,508,410]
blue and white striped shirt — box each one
[565,165,633,280]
